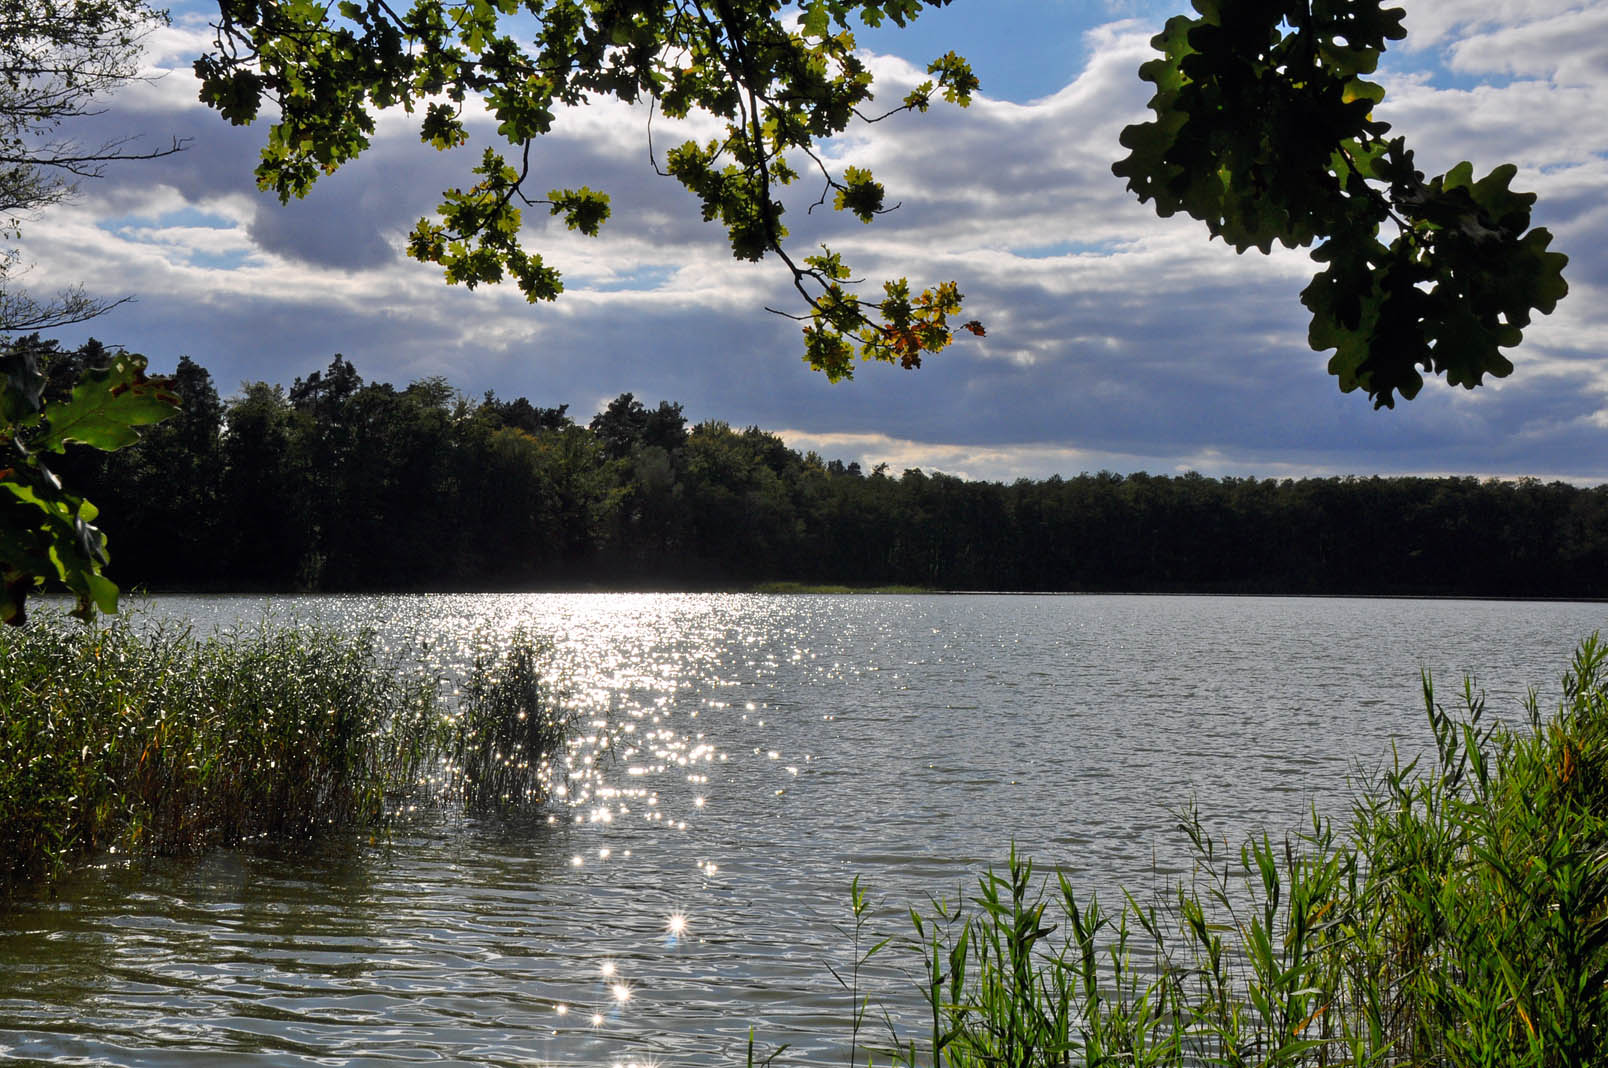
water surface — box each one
[3,593,1603,1064]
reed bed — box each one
[827,637,1608,1068]
[1,617,569,891]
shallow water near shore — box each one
[3,593,1604,1065]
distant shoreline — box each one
[40,586,1608,607]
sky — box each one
[18,0,1608,484]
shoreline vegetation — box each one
[0,617,569,894]
[795,638,1608,1067]
[20,342,1608,603]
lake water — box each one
[2,593,1605,1065]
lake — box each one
[2,593,1604,1065]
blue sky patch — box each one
[588,265,677,292]
[98,207,237,234]
[1009,239,1122,260]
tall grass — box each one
[1,617,570,891]
[448,629,572,812]
[828,637,1608,1067]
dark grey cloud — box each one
[242,165,401,269]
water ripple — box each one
[3,593,1603,1064]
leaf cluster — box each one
[0,338,178,624]
[1112,0,1568,407]
[194,0,982,376]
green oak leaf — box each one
[37,355,181,454]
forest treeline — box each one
[30,339,1608,598]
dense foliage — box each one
[37,342,1608,599]
[822,638,1608,1067]
[1114,0,1568,408]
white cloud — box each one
[1443,5,1608,84]
[1399,0,1597,51]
